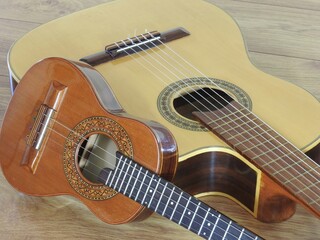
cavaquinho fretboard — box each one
[99,152,261,240]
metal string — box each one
[43,119,257,240]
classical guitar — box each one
[6,0,320,223]
[0,57,262,240]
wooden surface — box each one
[0,0,319,239]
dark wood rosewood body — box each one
[194,101,320,218]
[100,152,261,240]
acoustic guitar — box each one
[6,0,320,224]
[0,57,262,240]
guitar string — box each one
[143,33,320,181]
[135,32,320,182]
[114,38,320,206]
[113,35,320,202]
[146,33,319,173]
[44,122,256,240]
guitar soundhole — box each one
[173,87,233,121]
[77,133,117,184]
[157,78,252,131]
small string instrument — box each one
[0,57,262,240]
[6,0,320,222]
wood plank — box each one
[250,52,320,99]
[0,1,319,240]
[0,0,111,23]
[209,0,320,60]
[236,0,320,11]
[0,19,39,76]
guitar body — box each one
[6,0,320,222]
[0,57,178,224]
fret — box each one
[222,221,232,239]
[169,191,183,220]
[179,197,200,230]
[226,126,274,146]
[239,228,245,239]
[152,180,167,213]
[296,180,319,195]
[261,148,301,168]
[198,206,210,236]
[123,162,136,195]
[108,155,123,187]
[208,213,221,239]
[118,159,132,194]
[134,169,149,201]
[151,180,171,215]
[226,223,251,240]
[188,202,201,230]
[162,186,176,218]
[178,196,192,225]
[104,168,112,186]
[209,113,258,131]
[239,131,283,155]
[220,120,265,137]
[128,166,143,198]
[284,168,317,185]
[141,172,154,205]
[207,109,250,126]
[309,196,320,205]
[249,140,293,160]
[112,156,128,190]
[210,212,247,240]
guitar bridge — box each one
[27,105,55,150]
[21,81,67,173]
[80,27,190,66]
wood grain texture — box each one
[0,0,319,240]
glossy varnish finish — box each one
[5,0,320,224]
[0,57,178,224]
[0,0,320,239]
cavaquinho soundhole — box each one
[63,116,133,200]
[77,133,118,184]
[158,77,252,131]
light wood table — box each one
[0,0,319,239]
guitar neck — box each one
[193,101,320,217]
[99,152,261,240]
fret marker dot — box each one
[149,190,153,193]
[188,211,191,215]
[207,223,211,226]
[170,202,174,205]
[203,233,206,236]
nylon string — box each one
[111,31,320,204]
[117,33,317,201]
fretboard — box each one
[193,101,320,216]
[99,152,261,240]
